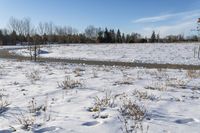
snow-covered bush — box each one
[74,68,85,77]
[0,89,10,114]
[58,76,82,90]
[145,82,167,91]
[118,98,149,133]
[25,70,41,83]
[16,113,35,131]
[186,70,200,79]
[88,92,122,119]
[132,90,159,101]
[92,68,98,78]
[90,94,111,113]
[17,96,51,131]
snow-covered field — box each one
[11,43,200,65]
[0,58,200,133]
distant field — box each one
[10,43,200,65]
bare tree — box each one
[8,17,24,44]
[31,28,41,62]
[38,22,45,35]
[8,17,32,43]
[44,22,54,44]
[37,22,45,44]
[55,25,65,36]
[85,25,99,39]
[198,18,200,42]
[22,18,33,60]
[8,17,21,35]
[23,18,31,37]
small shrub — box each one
[88,92,120,118]
[16,96,51,131]
[74,68,84,77]
[90,94,111,112]
[132,90,159,101]
[0,98,9,114]
[16,113,35,131]
[186,70,200,79]
[118,98,149,133]
[58,76,82,90]
[114,77,134,85]
[27,97,50,121]
[145,82,167,91]
[0,65,6,77]
[28,98,43,115]
[119,100,147,121]
[166,78,188,89]
[0,89,10,114]
[92,69,98,78]
[137,70,144,80]
[25,70,41,83]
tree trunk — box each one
[34,43,37,62]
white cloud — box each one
[140,20,195,37]
[133,14,173,23]
[133,10,200,23]
[133,9,200,37]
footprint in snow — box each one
[34,126,62,133]
[82,121,100,126]
[175,118,199,124]
[0,130,10,133]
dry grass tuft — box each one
[186,70,200,79]
[0,89,10,114]
[132,90,159,101]
[74,68,85,77]
[16,113,35,131]
[58,76,82,90]
[25,70,41,83]
[118,97,149,133]
[145,82,167,91]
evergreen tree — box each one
[104,28,111,43]
[156,33,160,43]
[110,29,116,43]
[97,30,104,43]
[0,30,3,45]
[10,31,17,45]
[126,34,130,43]
[122,33,125,43]
[116,29,122,43]
[43,33,48,44]
[150,31,156,43]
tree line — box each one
[0,17,199,45]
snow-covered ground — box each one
[0,45,26,50]
[0,59,200,133]
[10,43,200,65]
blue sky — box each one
[0,0,200,37]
